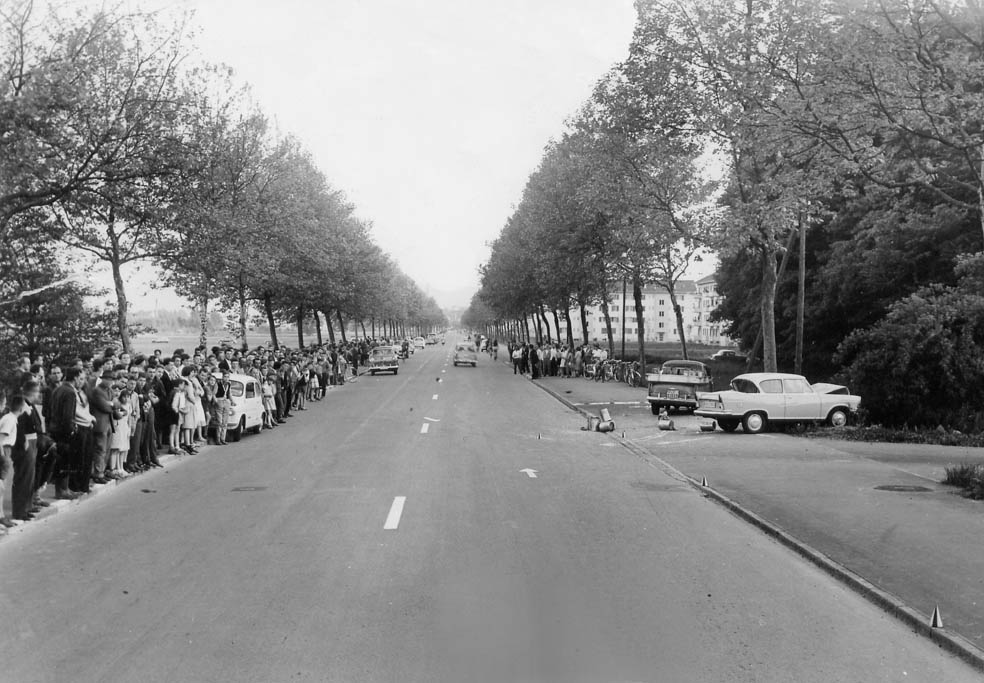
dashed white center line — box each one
[420,423,430,434]
[384,496,406,530]
[432,394,439,400]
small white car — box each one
[453,343,478,367]
[695,372,861,434]
[215,372,266,442]
[412,337,426,349]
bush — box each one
[942,463,984,500]
[836,254,984,432]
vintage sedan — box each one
[412,336,426,350]
[695,372,861,434]
[646,360,713,414]
[453,343,478,367]
[368,346,400,375]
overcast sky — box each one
[98,0,638,310]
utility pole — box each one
[795,214,806,375]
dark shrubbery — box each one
[836,254,984,432]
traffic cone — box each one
[931,605,943,629]
[701,476,708,487]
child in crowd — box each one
[262,374,277,429]
[109,386,131,478]
[0,392,25,528]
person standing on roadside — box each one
[11,381,43,520]
[0,392,23,528]
[512,345,522,374]
[49,367,91,497]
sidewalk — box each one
[522,365,984,666]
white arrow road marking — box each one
[420,423,430,434]
[424,417,440,422]
[520,468,538,478]
[384,496,406,530]
[441,369,446,373]
[432,394,439,400]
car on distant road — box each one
[695,372,861,434]
[646,360,713,414]
[412,337,426,350]
[453,343,478,367]
[368,346,400,375]
[709,349,747,362]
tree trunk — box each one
[361,320,368,339]
[296,304,305,349]
[523,315,531,343]
[551,309,562,346]
[264,292,279,350]
[579,297,589,345]
[237,272,248,351]
[599,291,615,357]
[539,305,552,343]
[371,317,376,338]
[760,247,779,373]
[314,309,323,345]
[621,278,627,359]
[563,307,574,347]
[108,229,131,353]
[533,310,543,344]
[337,311,347,343]
[746,228,797,371]
[632,275,646,374]
[324,310,336,345]
[667,282,688,361]
[795,216,806,375]
[197,292,209,351]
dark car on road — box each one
[646,360,714,414]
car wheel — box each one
[742,412,767,434]
[453,362,458,366]
[471,363,476,367]
[650,404,660,416]
[370,370,376,376]
[393,369,398,375]
[718,420,740,433]
[229,418,244,443]
[828,408,848,428]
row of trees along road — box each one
[466,0,984,430]
[0,1,445,370]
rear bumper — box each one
[648,396,698,409]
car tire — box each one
[718,419,740,433]
[828,408,848,428]
[650,404,660,416]
[742,412,767,434]
[393,369,398,375]
[230,418,244,443]
[370,370,376,376]
[453,362,458,367]
[471,363,476,368]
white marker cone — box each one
[701,476,708,487]
[931,605,943,629]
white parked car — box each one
[214,372,266,442]
[694,372,861,434]
[412,337,426,349]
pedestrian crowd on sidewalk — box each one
[506,340,608,380]
[0,339,387,530]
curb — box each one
[0,447,198,542]
[535,377,984,673]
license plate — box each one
[666,390,679,399]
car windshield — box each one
[456,345,475,352]
[372,348,393,356]
[662,363,705,377]
[731,378,759,393]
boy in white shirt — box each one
[0,392,26,528]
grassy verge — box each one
[800,424,984,448]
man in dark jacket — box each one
[87,370,117,484]
[48,368,90,497]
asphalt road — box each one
[0,341,977,682]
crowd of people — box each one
[506,340,609,380]
[0,339,389,529]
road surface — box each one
[0,341,976,682]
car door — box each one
[782,377,823,420]
[755,379,787,418]
[245,381,260,427]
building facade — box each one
[532,275,733,348]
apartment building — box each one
[540,275,733,347]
